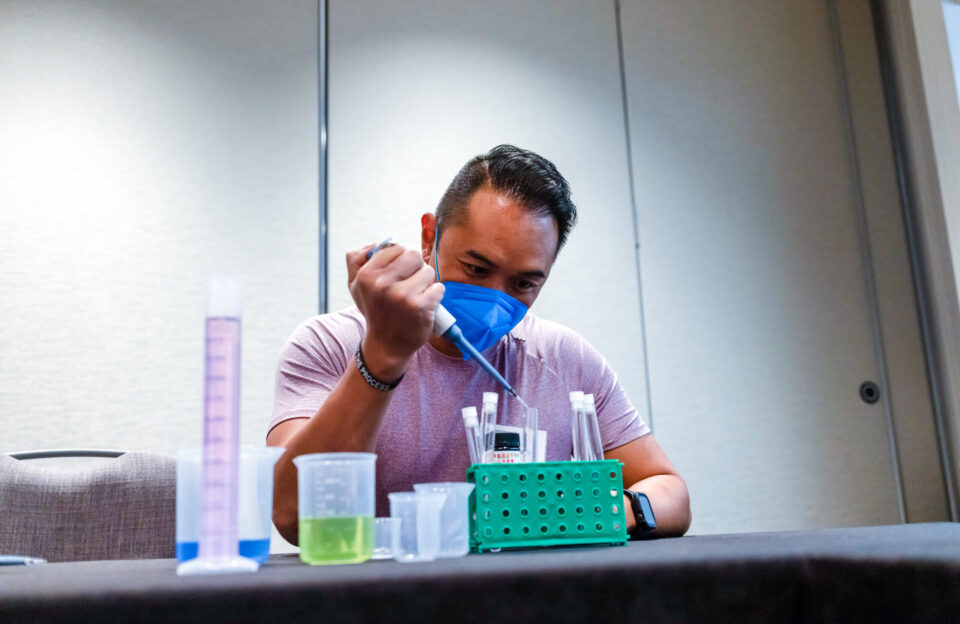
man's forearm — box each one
[623,474,691,538]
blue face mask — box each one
[433,225,528,359]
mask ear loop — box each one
[433,222,442,282]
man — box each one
[268,145,690,544]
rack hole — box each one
[540,525,549,534]
[576,506,584,515]
[520,508,529,517]
[500,474,509,483]
[572,472,583,482]
[591,471,600,481]
[613,522,621,531]
[522,526,530,534]
[612,504,619,514]
[539,507,548,517]
[503,527,511,535]
[555,472,564,481]
[484,527,493,537]
[484,510,492,519]
[574,489,583,498]
[502,492,509,500]
[537,473,546,482]
[502,509,510,518]
[483,493,490,502]
[558,524,567,533]
[557,506,566,516]
[595,522,603,531]
[577,523,585,532]
[594,505,602,514]
[609,471,617,480]
[556,490,565,499]
[519,490,528,500]
[482,475,490,484]
[592,488,601,498]
[610,488,619,498]
[518,474,527,482]
[538,490,547,499]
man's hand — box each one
[347,243,445,381]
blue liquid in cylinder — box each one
[177,538,270,563]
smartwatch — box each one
[624,489,657,538]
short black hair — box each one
[435,144,577,253]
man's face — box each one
[425,185,559,308]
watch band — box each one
[625,489,657,538]
[355,343,404,391]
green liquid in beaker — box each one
[299,516,374,565]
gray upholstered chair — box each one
[0,450,176,562]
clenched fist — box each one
[346,243,445,382]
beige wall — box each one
[0,0,319,456]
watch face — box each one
[636,494,655,529]
[630,490,656,532]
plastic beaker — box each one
[176,445,284,563]
[388,491,446,562]
[373,517,401,560]
[293,452,376,565]
[414,482,475,557]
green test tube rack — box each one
[466,460,629,553]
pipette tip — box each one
[510,389,529,411]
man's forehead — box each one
[443,195,558,269]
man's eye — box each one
[515,280,537,291]
[465,264,488,276]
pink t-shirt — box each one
[269,306,650,515]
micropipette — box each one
[177,275,258,576]
[366,237,528,408]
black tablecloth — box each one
[2,522,960,623]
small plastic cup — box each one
[176,445,284,563]
[293,452,376,565]
[414,482,475,557]
[388,491,446,562]
[373,517,401,560]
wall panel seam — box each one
[614,0,655,433]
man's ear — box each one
[421,213,437,264]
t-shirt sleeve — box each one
[267,312,363,436]
[571,332,650,450]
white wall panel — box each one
[0,0,319,456]
[327,1,650,419]
[621,0,902,533]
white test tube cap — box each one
[206,274,242,318]
[569,390,585,406]
[482,392,498,406]
[461,406,479,427]
[584,394,596,409]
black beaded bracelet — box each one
[355,343,404,391]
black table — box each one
[2,523,960,623]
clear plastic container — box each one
[293,452,377,565]
[373,517,401,560]
[388,491,446,562]
[176,445,284,563]
[414,482,475,557]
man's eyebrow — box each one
[465,250,497,267]
[518,269,547,279]
[465,250,546,279]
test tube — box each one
[461,406,481,465]
[569,391,585,461]
[523,407,539,463]
[177,275,258,576]
[481,392,499,463]
[582,394,604,461]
